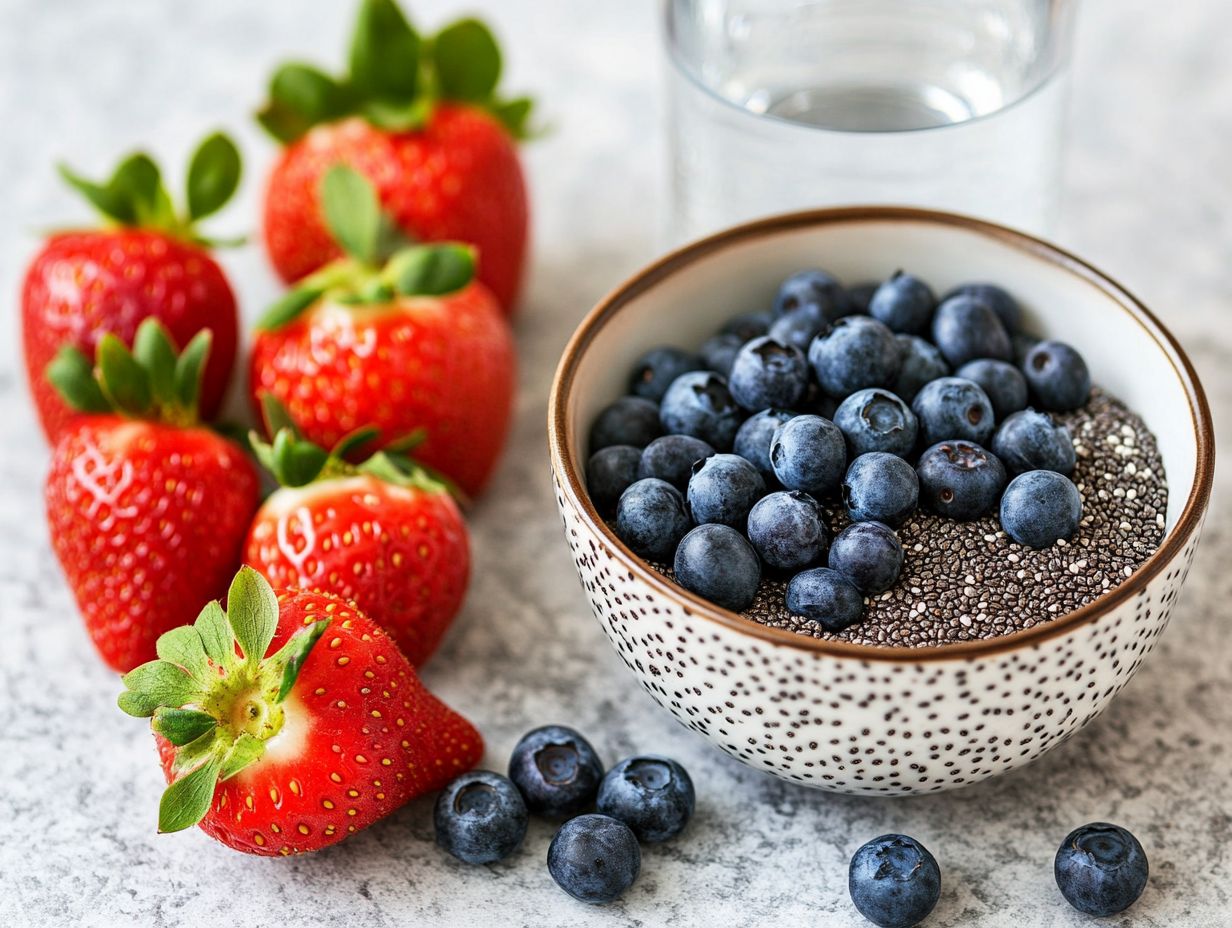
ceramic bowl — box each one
[548,208,1213,796]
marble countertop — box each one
[1,1,1228,925]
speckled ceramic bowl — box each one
[548,208,1213,796]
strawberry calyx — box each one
[117,567,330,833]
[256,0,535,144]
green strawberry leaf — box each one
[117,660,206,718]
[112,153,176,229]
[388,243,475,296]
[349,0,420,105]
[220,733,266,781]
[257,63,354,144]
[258,284,326,331]
[272,619,331,702]
[57,163,137,225]
[360,95,434,133]
[186,132,242,222]
[259,393,300,439]
[132,319,178,407]
[193,600,234,669]
[152,708,218,747]
[491,96,536,139]
[97,333,152,415]
[271,428,331,487]
[321,164,383,264]
[384,428,427,454]
[159,752,224,833]
[432,18,501,102]
[173,329,212,411]
[225,566,279,665]
[332,426,381,460]
[154,624,212,688]
[45,345,109,414]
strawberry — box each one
[118,567,483,855]
[257,0,532,312]
[45,320,259,672]
[22,133,243,441]
[249,166,515,497]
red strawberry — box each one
[22,134,243,441]
[119,567,483,856]
[257,0,532,312]
[249,167,515,497]
[45,320,258,672]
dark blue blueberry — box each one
[942,282,1022,333]
[596,755,695,844]
[891,334,950,403]
[733,408,795,482]
[720,311,773,341]
[956,359,1028,420]
[637,434,716,491]
[785,568,864,632]
[1012,331,1041,366]
[931,294,1012,367]
[673,523,761,611]
[686,454,766,529]
[1000,470,1082,548]
[808,316,902,397]
[846,281,879,314]
[773,268,850,319]
[869,271,936,334]
[628,346,701,402]
[849,834,942,928]
[991,409,1075,476]
[828,521,903,594]
[911,376,996,447]
[434,770,529,864]
[768,304,828,352]
[697,333,744,378]
[1022,339,1091,411]
[728,336,809,411]
[842,453,919,527]
[615,478,692,561]
[508,725,605,819]
[769,415,847,496]
[916,440,1007,520]
[589,396,662,454]
[1054,822,1148,918]
[587,445,641,516]
[659,371,742,450]
[747,490,828,574]
[834,388,918,458]
[548,814,641,904]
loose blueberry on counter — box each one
[596,755,695,844]
[590,396,663,454]
[869,270,936,334]
[773,268,851,320]
[659,371,743,450]
[991,408,1076,476]
[508,725,605,819]
[698,332,744,378]
[846,281,880,315]
[615,478,693,561]
[941,281,1022,333]
[1022,339,1091,411]
[769,304,829,352]
[786,567,864,631]
[891,334,950,403]
[849,834,942,928]
[720,311,773,342]
[770,414,848,497]
[956,358,1028,420]
[916,440,1007,520]
[828,521,904,594]
[1000,470,1083,548]
[687,454,766,530]
[628,346,701,402]
[547,814,641,904]
[587,445,642,516]
[843,453,919,527]
[834,388,919,458]
[747,490,828,574]
[734,408,796,482]
[674,523,761,612]
[638,434,716,491]
[434,770,529,865]
[931,294,1012,367]
[1054,822,1148,918]
[808,316,902,397]
[728,336,810,411]
[911,376,997,447]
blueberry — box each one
[828,521,903,594]
[769,415,847,496]
[916,440,1007,520]
[1011,331,1041,366]
[615,478,692,561]
[509,725,605,819]
[1054,822,1148,918]
[587,445,642,516]
[659,371,742,450]
[843,453,919,527]
[628,346,701,402]
[785,567,864,631]
[991,409,1075,476]
[931,294,1012,367]
[637,434,716,491]
[942,282,1022,333]
[590,396,662,454]
[720,311,773,341]
[768,304,828,352]
[548,814,641,904]
[747,490,828,573]
[733,408,796,482]
[834,388,918,458]
[698,333,744,377]
[434,770,529,864]
[596,756,695,844]
[891,334,950,403]
[1022,339,1091,411]
[849,834,942,928]
[868,271,935,334]
[1000,470,1082,548]
[846,281,880,314]
[773,268,850,319]
[673,524,761,611]
[911,376,996,447]
[956,359,1028,420]
[686,454,766,529]
[808,316,902,397]
[728,336,809,411]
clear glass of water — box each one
[666,0,1078,243]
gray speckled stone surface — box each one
[0,1,1228,925]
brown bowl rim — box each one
[547,206,1215,663]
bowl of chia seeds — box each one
[549,207,1214,795]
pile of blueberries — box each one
[587,269,1091,629]
[435,725,694,904]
